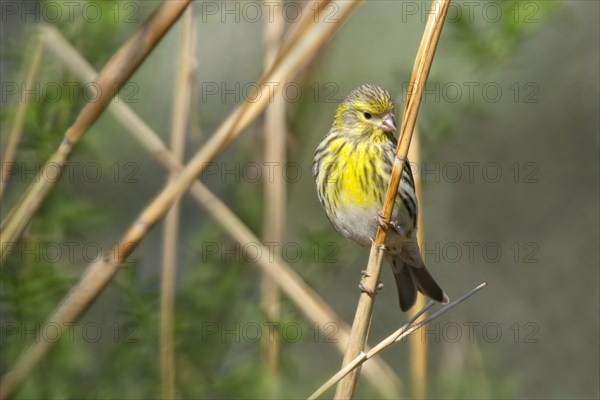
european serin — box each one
[313,84,448,311]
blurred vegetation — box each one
[2,0,599,399]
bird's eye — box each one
[363,112,372,120]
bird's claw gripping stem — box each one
[377,211,405,236]
[359,270,384,295]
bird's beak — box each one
[381,114,397,132]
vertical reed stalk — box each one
[160,7,196,399]
[408,131,428,399]
[261,0,286,385]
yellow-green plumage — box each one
[313,84,448,311]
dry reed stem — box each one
[334,0,452,397]
[42,25,400,396]
[261,0,286,382]
[311,283,487,399]
[0,0,191,261]
[277,0,332,62]
[0,34,46,201]
[1,3,403,398]
[310,302,434,400]
[160,7,196,400]
[408,131,428,399]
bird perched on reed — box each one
[313,84,448,311]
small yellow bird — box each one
[313,84,448,311]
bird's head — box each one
[334,84,397,141]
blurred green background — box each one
[1,0,598,399]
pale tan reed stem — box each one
[0,35,46,201]
[408,131,428,399]
[261,0,286,383]
[160,7,196,400]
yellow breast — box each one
[326,140,384,208]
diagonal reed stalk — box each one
[310,283,488,399]
[1,2,404,398]
[334,0,452,397]
[261,0,286,386]
[160,7,196,400]
[0,0,191,262]
[277,0,332,61]
[0,34,46,201]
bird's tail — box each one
[392,255,449,312]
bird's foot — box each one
[359,270,383,295]
[377,211,405,236]
[389,221,405,236]
[377,210,389,231]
